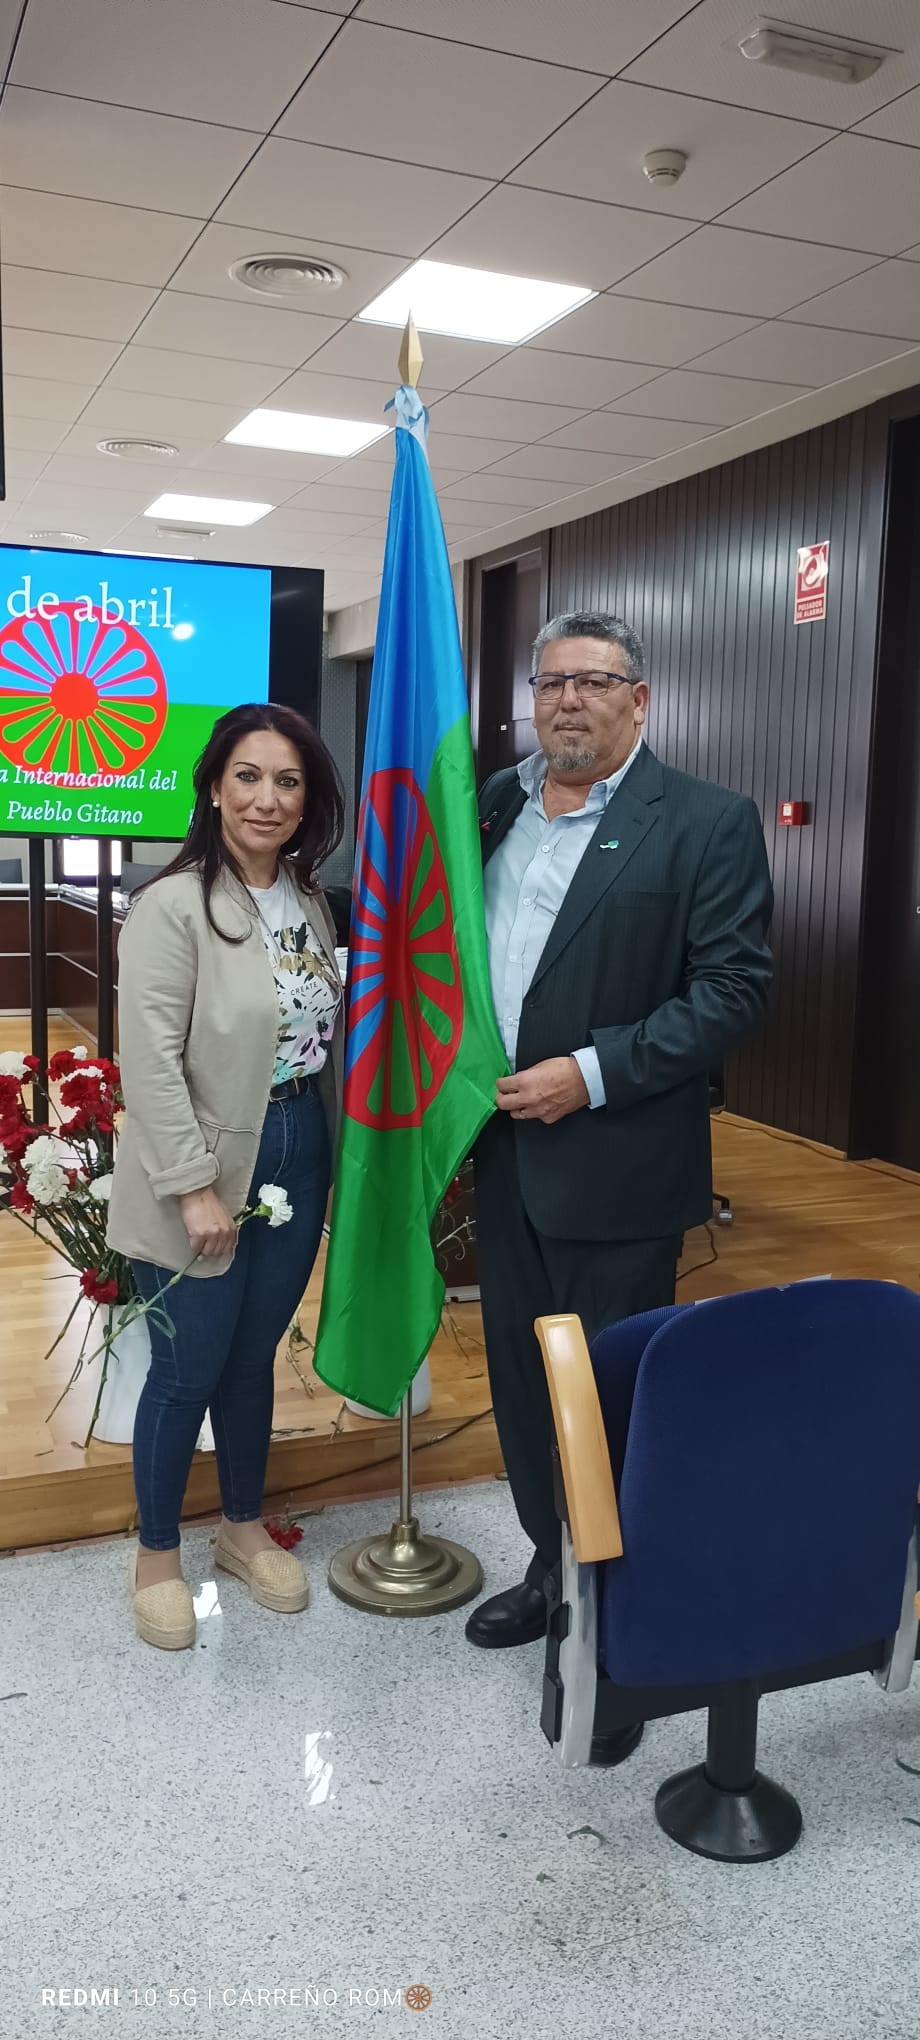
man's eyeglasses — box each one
[529,669,634,701]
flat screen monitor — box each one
[0,544,323,840]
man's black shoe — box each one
[465,1582,547,1648]
[589,1722,644,1766]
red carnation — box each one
[8,1179,34,1214]
[0,1118,33,1162]
[0,1075,24,1105]
[22,1055,41,1074]
[48,1050,79,1080]
[80,1268,119,1306]
[265,1516,303,1551]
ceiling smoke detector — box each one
[28,528,89,545]
[642,149,688,188]
[735,23,891,83]
[230,254,347,299]
[97,437,179,460]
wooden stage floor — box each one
[3,1017,920,1552]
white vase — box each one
[345,1354,432,1420]
[90,1306,215,1452]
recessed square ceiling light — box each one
[357,259,595,346]
[144,493,273,526]
[225,409,389,457]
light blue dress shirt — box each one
[483,737,643,1108]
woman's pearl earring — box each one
[212,800,219,809]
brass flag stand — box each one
[327,317,483,1618]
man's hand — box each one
[178,1186,238,1259]
[496,1057,590,1125]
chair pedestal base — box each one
[655,1764,802,1862]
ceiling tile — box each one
[487,446,643,486]
[269,368,434,418]
[277,21,599,178]
[305,321,504,386]
[543,414,717,457]
[217,137,492,256]
[429,186,694,292]
[622,0,920,127]
[444,471,572,509]
[1,87,258,216]
[102,346,289,406]
[604,369,811,425]
[1,328,124,383]
[689,321,920,383]
[133,290,339,368]
[461,351,659,408]
[0,187,203,287]
[77,388,248,442]
[38,453,195,495]
[285,481,393,516]
[4,377,94,426]
[274,1,353,10]
[510,80,828,220]
[150,463,307,508]
[2,266,157,342]
[527,294,759,367]
[165,223,409,319]
[261,506,377,537]
[783,260,920,340]
[439,489,549,522]
[284,452,403,492]
[11,0,339,129]
[428,394,589,442]
[722,136,920,257]
[189,439,343,483]
[614,226,879,319]
[359,430,522,470]
[858,83,920,148]
[355,0,698,74]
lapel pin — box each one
[599,839,619,851]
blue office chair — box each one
[536,1281,920,1862]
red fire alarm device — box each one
[779,801,807,826]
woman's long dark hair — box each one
[146,702,345,940]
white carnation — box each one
[0,1051,28,1080]
[258,1181,293,1228]
[24,1133,71,1170]
[25,1161,70,1206]
[72,1046,88,1060]
[89,1173,113,1203]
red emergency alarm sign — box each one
[794,542,829,625]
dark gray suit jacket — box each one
[478,744,773,1241]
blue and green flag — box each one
[312,383,506,1413]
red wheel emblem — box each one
[0,602,168,777]
[345,768,463,1130]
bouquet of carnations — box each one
[0,1046,131,1306]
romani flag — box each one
[312,378,507,1414]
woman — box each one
[107,703,345,1652]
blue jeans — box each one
[131,1086,331,1551]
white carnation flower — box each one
[89,1173,113,1203]
[24,1133,70,1170]
[0,1051,28,1080]
[72,1046,88,1060]
[258,1182,293,1228]
[25,1161,70,1206]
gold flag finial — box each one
[398,313,423,389]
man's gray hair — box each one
[532,609,645,683]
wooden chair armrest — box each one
[534,1312,623,1564]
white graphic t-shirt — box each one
[248,867,342,1086]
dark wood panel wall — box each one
[472,391,920,1151]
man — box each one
[466,608,773,1649]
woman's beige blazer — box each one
[106,863,343,1277]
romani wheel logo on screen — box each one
[0,602,168,778]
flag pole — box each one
[326,315,484,1617]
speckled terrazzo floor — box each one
[2,1478,919,2040]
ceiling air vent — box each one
[28,528,89,544]
[155,523,216,540]
[229,254,346,299]
[97,438,179,459]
